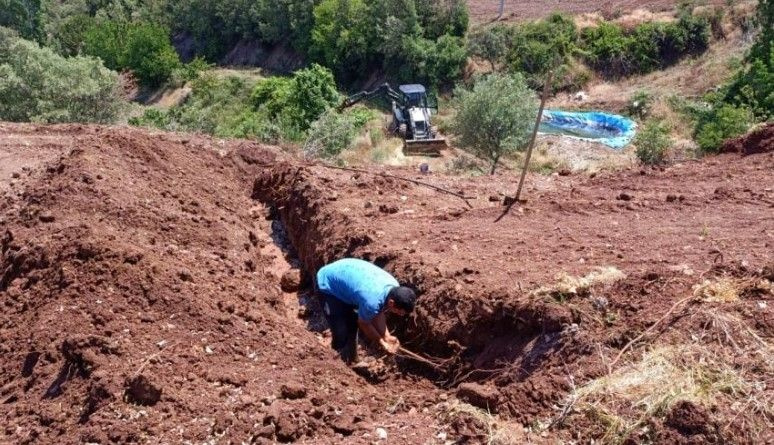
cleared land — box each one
[2,122,771,443]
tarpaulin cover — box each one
[539,110,637,149]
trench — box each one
[251,163,575,414]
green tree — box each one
[0,0,41,40]
[124,22,181,86]
[286,64,341,130]
[310,0,375,81]
[468,24,510,70]
[83,20,180,86]
[452,73,539,174]
[0,27,124,123]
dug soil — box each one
[2,123,772,444]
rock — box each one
[666,194,678,202]
[280,269,302,293]
[558,168,572,176]
[177,269,194,282]
[488,195,501,202]
[275,411,302,442]
[124,375,162,406]
[456,383,500,412]
[11,172,20,179]
[616,192,633,201]
[280,383,307,400]
[38,212,55,223]
[378,204,399,214]
[375,427,388,440]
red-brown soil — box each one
[721,122,774,156]
[2,123,772,444]
[466,0,726,23]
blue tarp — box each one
[539,110,637,149]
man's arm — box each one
[357,313,399,353]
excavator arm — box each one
[338,83,404,111]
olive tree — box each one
[451,73,538,174]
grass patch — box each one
[439,400,524,445]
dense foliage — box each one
[581,13,710,78]
[132,64,340,142]
[83,20,181,86]
[724,0,773,119]
[0,27,124,123]
[694,104,752,153]
[452,73,538,174]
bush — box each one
[581,13,710,78]
[626,90,653,120]
[0,27,124,123]
[724,0,773,119]
[124,22,181,86]
[452,73,539,174]
[302,109,360,159]
[468,24,510,70]
[251,64,340,131]
[83,20,181,86]
[634,120,671,165]
[694,104,752,154]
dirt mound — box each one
[720,122,774,155]
[3,123,772,444]
[0,124,446,444]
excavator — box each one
[338,83,447,156]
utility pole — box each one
[497,0,505,20]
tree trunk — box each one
[490,154,500,175]
[497,0,505,20]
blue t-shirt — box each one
[316,258,398,321]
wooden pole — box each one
[496,70,553,222]
[497,0,505,20]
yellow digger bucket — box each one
[403,137,447,156]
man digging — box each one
[316,258,416,363]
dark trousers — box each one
[319,292,358,363]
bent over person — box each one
[316,258,417,363]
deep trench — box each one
[251,167,564,392]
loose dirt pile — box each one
[0,124,448,444]
[721,122,774,156]
[2,123,772,444]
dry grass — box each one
[554,296,772,444]
[536,267,627,300]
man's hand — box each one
[379,336,400,354]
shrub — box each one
[83,20,181,86]
[634,120,671,165]
[581,13,710,78]
[286,64,341,130]
[302,109,359,159]
[626,90,653,120]
[452,73,539,174]
[508,13,578,75]
[724,0,773,119]
[0,27,124,123]
[467,24,510,70]
[124,22,182,86]
[694,104,752,154]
